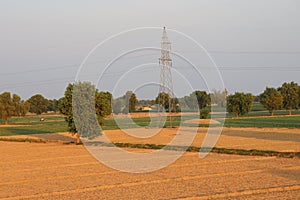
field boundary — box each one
[1,137,299,158]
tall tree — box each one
[121,91,138,113]
[59,82,112,139]
[0,93,29,124]
[299,83,300,108]
[12,94,21,116]
[227,92,254,118]
[155,92,170,111]
[59,84,76,133]
[191,91,211,110]
[72,82,100,140]
[20,101,30,117]
[111,91,138,114]
[27,94,48,115]
[260,87,283,116]
[279,82,299,115]
[129,92,138,113]
[0,92,14,124]
[112,98,124,114]
[122,91,132,114]
[47,99,59,112]
[95,91,112,124]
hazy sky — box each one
[0,0,299,100]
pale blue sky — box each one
[0,0,299,99]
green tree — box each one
[72,82,101,139]
[111,91,138,114]
[47,99,59,112]
[299,84,300,108]
[227,92,254,118]
[138,99,155,107]
[122,91,131,114]
[59,84,76,133]
[155,92,171,111]
[155,92,179,112]
[259,87,283,116]
[0,92,14,124]
[11,94,29,117]
[279,82,299,115]
[0,92,29,124]
[112,98,124,114]
[191,91,211,117]
[27,94,48,115]
[129,92,138,113]
[122,91,138,113]
[192,91,211,109]
[12,94,21,116]
[20,101,30,117]
[95,91,112,124]
[59,83,112,139]
[172,97,180,113]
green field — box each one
[222,116,300,128]
[1,111,299,136]
[0,115,67,136]
[7,115,64,124]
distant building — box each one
[141,106,152,111]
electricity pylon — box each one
[158,27,174,127]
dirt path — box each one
[1,142,299,199]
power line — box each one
[0,53,158,77]
[174,50,300,55]
[209,51,300,54]
[0,67,159,90]
[0,64,78,76]
[1,50,300,77]
[1,64,300,90]
[173,66,300,71]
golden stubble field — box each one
[1,142,300,199]
[1,127,300,199]
[104,127,300,152]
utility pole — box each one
[158,27,174,127]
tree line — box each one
[227,81,299,117]
[0,81,299,128]
[0,93,59,124]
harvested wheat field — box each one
[104,127,300,152]
[1,141,300,199]
[2,127,300,152]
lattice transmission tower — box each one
[158,27,174,121]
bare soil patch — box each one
[184,118,220,124]
[0,124,30,127]
[0,132,76,144]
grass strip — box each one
[111,142,300,159]
[0,137,46,143]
